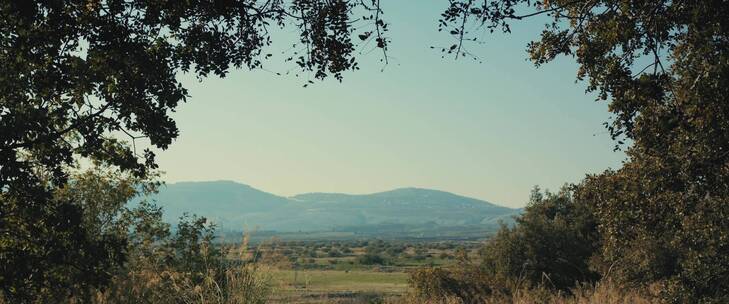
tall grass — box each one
[91,232,273,304]
[405,267,661,304]
[403,280,660,304]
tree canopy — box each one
[1,2,388,298]
[1,0,392,196]
[443,1,729,301]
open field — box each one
[272,269,409,293]
[247,239,481,303]
[268,269,408,303]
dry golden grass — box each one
[403,280,662,304]
[90,232,273,304]
[89,264,272,304]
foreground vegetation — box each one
[0,167,684,303]
[0,168,273,303]
[246,191,666,303]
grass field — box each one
[269,269,409,303]
[247,239,482,302]
[272,269,408,292]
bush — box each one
[0,167,272,303]
[405,272,659,304]
[357,254,388,265]
[579,168,729,302]
[407,267,507,303]
[479,186,601,291]
[95,215,272,304]
[407,185,601,303]
[0,167,150,302]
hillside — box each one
[147,181,520,237]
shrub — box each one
[1,167,272,303]
[578,169,729,303]
[407,185,602,303]
[405,275,659,304]
[94,217,272,304]
[357,254,388,265]
[407,267,506,303]
[478,186,601,291]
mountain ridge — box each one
[148,180,520,236]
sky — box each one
[153,2,626,208]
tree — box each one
[437,1,729,301]
[479,186,600,291]
[1,0,392,196]
[0,165,157,301]
[407,185,601,302]
[1,0,388,299]
[1,0,391,187]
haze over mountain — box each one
[147,181,520,237]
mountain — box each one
[148,180,292,229]
[147,181,520,237]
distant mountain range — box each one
[143,181,520,238]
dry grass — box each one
[403,280,662,304]
[500,281,659,304]
[90,264,272,304]
[90,233,273,304]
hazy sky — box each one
[154,2,625,208]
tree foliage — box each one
[1,166,269,303]
[0,0,387,299]
[1,0,390,193]
[408,185,602,302]
[1,166,156,301]
[437,1,729,302]
[480,186,600,291]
